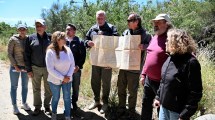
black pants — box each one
[71,70,81,110]
[141,76,160,120]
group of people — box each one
[7,9,203,120]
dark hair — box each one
[67,23,76,31]
[129,12,142,28]
[47,31,67,59]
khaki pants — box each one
[91,65,112,104]
[32,66,52,109]
[117,70,139,112]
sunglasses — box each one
[127,19,136,23]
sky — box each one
[0,0,153,27]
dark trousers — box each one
[91,65,112,104]
[117,70,139,112]
[71,70,81,110]
[141,76,160,120]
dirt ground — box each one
[0,60,109,120]
[0,60,158,120]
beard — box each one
[154,27,167,35]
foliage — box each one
[197,48,215,114]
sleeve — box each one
[84,28,92,48]
[111,25,119,36]
[45,49,64,80]
[66,49,75,76]
[7,37,17,66]
[77,40,86,68]
[24,37,32,72]
[155,85,161,101]
[142,33,152,50]
[141,66,147,76]
[179,59,203,119]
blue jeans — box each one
[159,105,179,120]
[49,82,72,117]
[72,70,81,110]
[9,66,29,105]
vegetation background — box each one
[0,0,214,119]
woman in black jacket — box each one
[153,29,203,120]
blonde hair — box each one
[47,31,67,59]
[167,29,197,55]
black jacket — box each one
[85,22,118,47]
[155,53,203,120]
[25,32,51,72]
[66,36,86,69]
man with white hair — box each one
[140,14,173,120]
[85,10,118,114]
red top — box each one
[141,33,168,81]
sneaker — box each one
[45,107,52,115]
[13,105,20,115]
[51,113,57,120]
[88,102,100,110]
[99,104,108,114]
[65,116,71,120]
[21,103,31,111]
[32,108,41,116]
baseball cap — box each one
[35,19,46,26]
[67,23,76,30]
[152,14,171,23]
[17,24,27,29]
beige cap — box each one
[152,14,171,23]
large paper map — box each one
[90,35,141,70]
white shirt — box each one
[46,46,75,85]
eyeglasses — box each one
[127,19,136,23]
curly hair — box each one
[47,31,67,59]
[166,29,197,55]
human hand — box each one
[138,44,144,50]
[87,41,94,47]
[153,99,160,108]
[14,65,21,72]
[27,72,33,78]
[139,75,145,86]
[63,76,70,83]
[74,66,79,73]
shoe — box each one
[45,107,52,115]
[32,108,41,116]
[13,105,20,115]
[65,116,71,120]
[71,108,84,119]
[21,103,31,111]
[88,102,100,110]
[99,104,108,114]
[117,107,126,119]
[51,113,57,120]
[128,111,138,120]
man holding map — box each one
[117,13,151,119]
[84,10,118,114]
